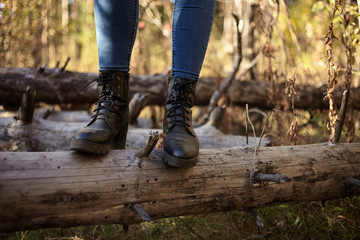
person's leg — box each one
[172,0,216,81]
[163,0,216,167]
[95,0,139,71]
[71,0,139,154]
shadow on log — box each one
[0,143,359,233]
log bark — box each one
[0,143,359,233]
[0,68,170,110]
[1,68,360,110]
[0,117,266,151]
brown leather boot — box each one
[70,71,129,154]
[162,77,199,167]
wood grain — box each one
[0,143,359,232]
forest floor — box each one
[1,107,360,240]
[2,197,360,240]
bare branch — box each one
[42,105,55,120]
[258,111,273,148]
[246,104,257,146]
[135,131,160,158]
[131,203,151,222]
[250,209,265,232]
[60,57,71,72]
[345,177,360,188]
[332,90,350,144]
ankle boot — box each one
[162,77,199,168]
[70,71,129,154]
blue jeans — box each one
[94,0,216,81]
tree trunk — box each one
[0,143,359,233]
[239,1,258,81]
[1,68,360,110]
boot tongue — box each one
[170,78,197,89]
[174,78,192,84]
[167,79,193,130]
[171,78,196,102]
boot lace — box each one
[75,74,123,121]
[166,81,196,129]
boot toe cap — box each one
[72,128,111,144]
[163,134,199,159]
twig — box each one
[239,51,262,77]
[248,108,268,118]
[42,105,55,120]
[332,90,350,144]
[247,104,258,186]
[246,104,257,147]
[258,111,272,148]
[250,209,265,232]
[60,57,71,72]
[131,203,151,222]
[135,131,159,158]
[37,63,47,74]
[245,108,249,145]
[252,172,288,183]
[345,177,360,188]
[332,0,354,143]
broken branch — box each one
[135,131,160,158]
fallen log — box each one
[1,68,359,110]
[0,68,170,110]
[0,143,359,233]
[0,117,266,151]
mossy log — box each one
[0,143,359,233]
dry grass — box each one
[3,196,360,240]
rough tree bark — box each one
[0,143,359,233]
[1,68,359,110]
[0,68,170,110]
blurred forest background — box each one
[1,0,360,239]
[1,0,359,83]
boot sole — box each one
[162,151,198,168]
[70,138,110,155]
